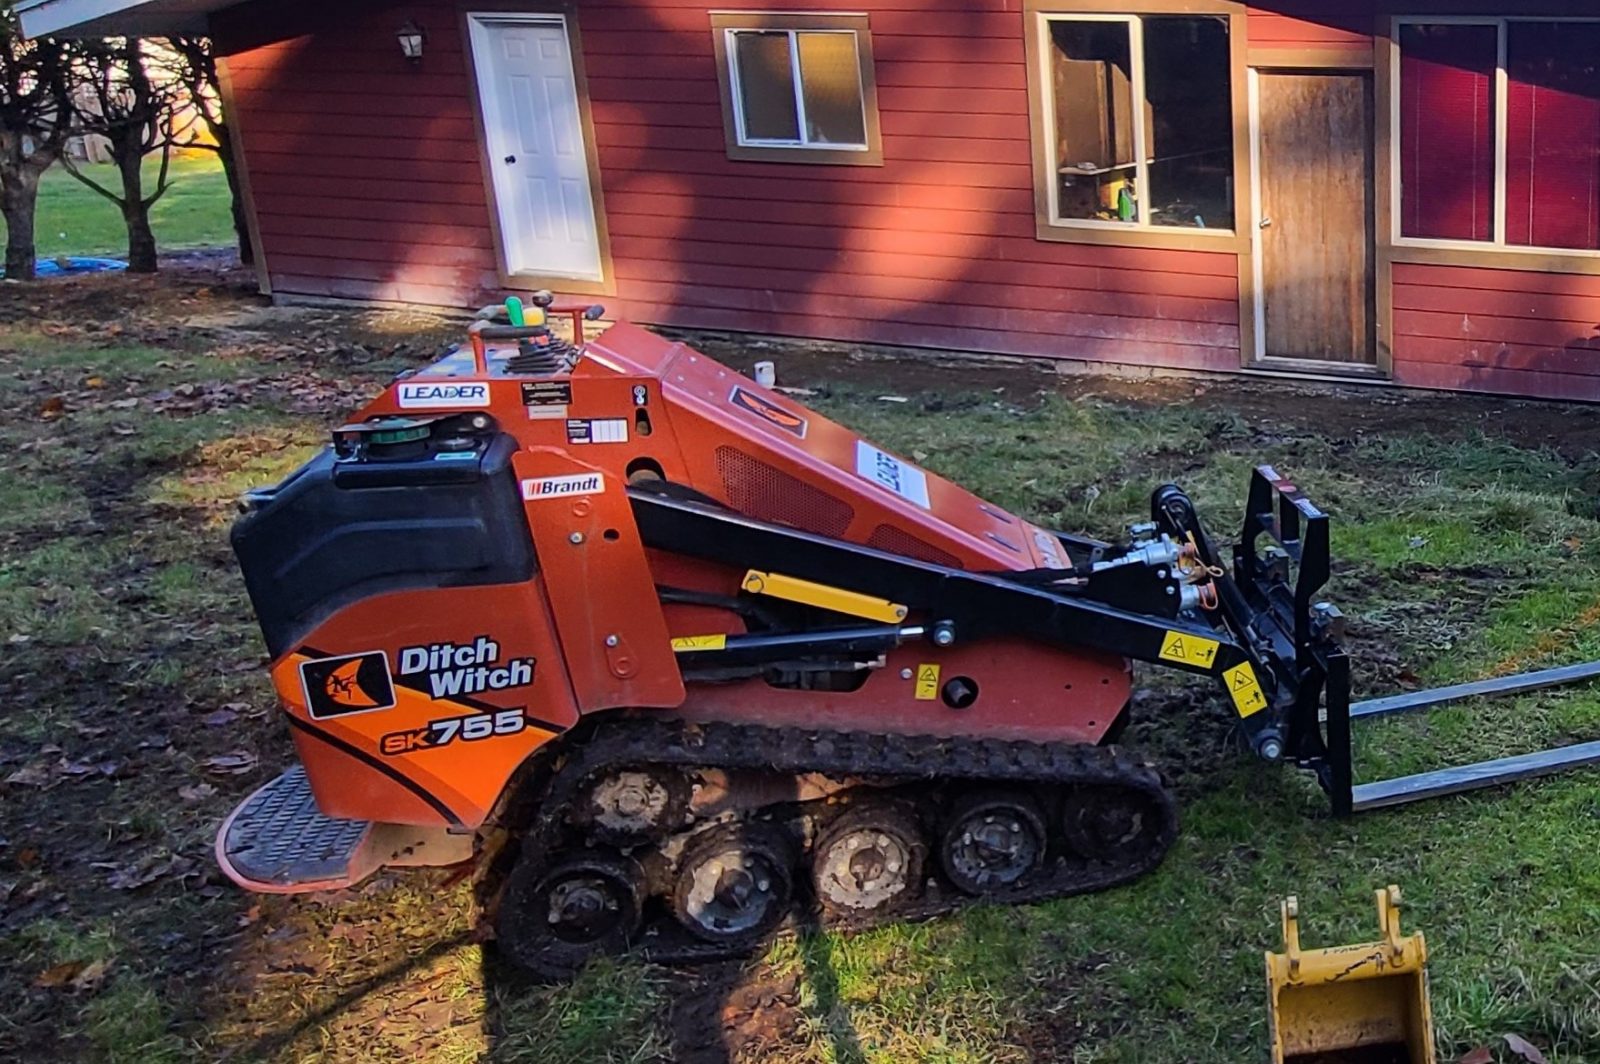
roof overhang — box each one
[16,0,243,38]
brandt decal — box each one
[522,473,605,500]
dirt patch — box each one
[667,961,806,1063]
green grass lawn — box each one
[28,152,233,260]
[5,280,1600,1063]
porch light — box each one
[397,20,426,63]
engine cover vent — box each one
[714,446,853,538]
[865,524,964,569]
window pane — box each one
[733,31,800,141]
[1506,21,1600,251]
[1049,20,1139,222]
[1399,23,1497,241]
[798,31,866,146]
[1050,20,1138,222]
[1143,16,1234,229]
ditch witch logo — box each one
[301,651,397,720]
[396,635,534,699]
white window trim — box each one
[1034,10,1236,238]
[725,27,870,152]
[1391,14,1600,260]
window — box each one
[1034,12,1236,234]
[710,14,882,165]
[1398,18,1600,254]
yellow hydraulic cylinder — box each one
[741,570,909,624]
[1265,885,1436,1064]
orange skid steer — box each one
[220,295,1353,977]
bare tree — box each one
[0,9,73,280]
[62,37,178,273]
[161,36,251,264]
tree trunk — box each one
[1,163,40,281]
[123,200,158,273]
[213,126,253,265]
[117,147,158,273]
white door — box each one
[469,15,603,282]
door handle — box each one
[504,155,517,164]
[1259,217,1273,229]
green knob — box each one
[504,296,525,327]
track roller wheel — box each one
[939,790,1047,896]
[812,800,925,916]
[1059,785,1164,862]
[495,848,642,979]
[672,823,795,947]
[571,768,689,844]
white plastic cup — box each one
[754,361,776,387]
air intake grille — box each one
[715,446,853,538]
[866,524,964,569]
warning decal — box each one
[671,634,728,652]
[855,440,932,509]
[1158,630,1220,668]
[1223,662,1268,719]
[914,664,941,701]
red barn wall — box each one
[213,1,1600,401]
[216,0,1242,374]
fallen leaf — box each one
[34,961,85,988]
[204,751,258,775]
[178,782,216,803]
[1459,1048,1493,1064]
[1505,1034,1549,1063]
[84,375,105,389]
[108,397,139,409]
[38,395,64,419]
[70,958,111,992]
[5,763,52,788]
[200,709,237,728]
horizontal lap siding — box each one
[581,0,1237,370]
[217,1,494,303]
[1247,3,1375,51]
[217,0,1240,373]
[1392,262,1600,400]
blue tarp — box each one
[4,256,128,278]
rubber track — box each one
[508,716,1180,966]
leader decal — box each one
[396,381,490,409]
[729,387,807,438]
[300,651,396,720]
[395,635,535,699]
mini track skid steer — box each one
[220,294,1352,977]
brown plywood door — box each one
[1257,72,1376,365]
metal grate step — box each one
[219,765,373,888]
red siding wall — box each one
[212,1,1600,402]
[1392,263,1600,401]
[217,0,1241,374]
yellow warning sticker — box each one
[1158,630,1220,668]
[1224,662,1268,718]
[915,664,941,701]
[670,634,727,653]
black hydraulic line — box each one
[1350,740,1600,812]
[673,625,906,667]
[1351,659,1600,719]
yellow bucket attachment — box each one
[1265,886,1437,1064]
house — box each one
[21,0,1600,401]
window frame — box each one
[1390,14,1600,266]
[1024,0,1250,253]
[710,12,883,166]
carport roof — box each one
[16,0,243,38]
